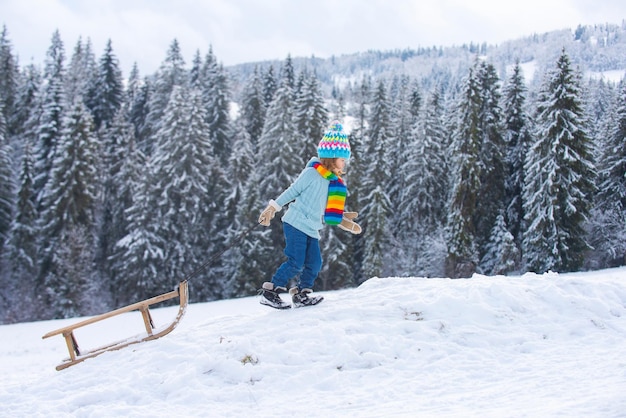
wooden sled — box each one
[42,280,188,371]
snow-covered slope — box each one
[2,268,626,417]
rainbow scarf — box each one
[309,161,346,225]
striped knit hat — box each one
[317,120,351,159]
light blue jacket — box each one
[275,157,329,239]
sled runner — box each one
[42,280,188,371]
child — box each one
[258,121,362,309]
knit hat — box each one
[317,120,351,159]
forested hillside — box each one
[0,22,625,323]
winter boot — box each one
[259,282,291,309]
[290,287,324,307]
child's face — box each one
[335,158,347,173]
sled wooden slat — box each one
[43,281,188,371]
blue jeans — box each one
[272,222,322,290]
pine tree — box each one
[202,48,232,162]
[256,79,302,199]
[111,145,163,305]
[98,109,137,302]
[126,64,151,151]
[10,143,38,266]
[346,77,371,284]
[143,39,187,155]
[222,121,257,297]
[361,79,393,279]
[189,50,202,89]
[0,109,14,256]
[87,39,124,130]
[522,50,597,273]
[590,79,626,267]
[65,37,97,104]
[388,75,418,222]
[293,69,328,157]
[150,86,227,301]
[445,64,482,278]
[0,25,19,137]
[239,66,266,146]
[362,186,392,280]
[11,64,41,143]
[475,61,506,258]
[502,63,532,248]
[480,212,520,275]
[34,30,66,205]
[280,55,295,94]
[38,99,99,318]
[399,89,448,276]
[3,143,37,322]
[262,66,277,107]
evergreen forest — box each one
[0,22,625,323]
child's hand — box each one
[339,212,362,234]
[258,200,281,226]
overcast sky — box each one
[1,0,625,76]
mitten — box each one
[339,212,362,234]
[258,200,282,226]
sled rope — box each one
[182,222,262,282]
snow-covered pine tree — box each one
[522,49,597,273]
[97,109,137,302]
[143,39,187,156]
[262,65,277,108]
[0,109,14,257]
[239,66,266,146]
[480,211,520,275]
[589,78,626,267]
[362,185,392,280]
[475,60,506,260]
[34,30,66,206]
[189,50,202,89]
[399,89,448,276]
[86,39,124,130]
[111,144,162,305]
[586,77,616,144]
[361,79,393,279]
[125,64,151,152]
[388,75,419,231]
[199,47,232,162]
[65,37,96,105]
[280,55,296,95]
[149,85,227,301]
[502,62,532,248]
[445,64,482,278]
[38,98,100,318]
[345,76,371,284]
[3,142,37,322]
[222,120,257,297]
[256,73,302,198]
[0,25,19,137]
[9,145,37,274]
[293,69,328,157]
[11,64,41,146]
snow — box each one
[505,60,538,83]
[587,69,626,84]
[2,268,626,417]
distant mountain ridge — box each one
[228,22,626,93]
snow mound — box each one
[2,269,626,416]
